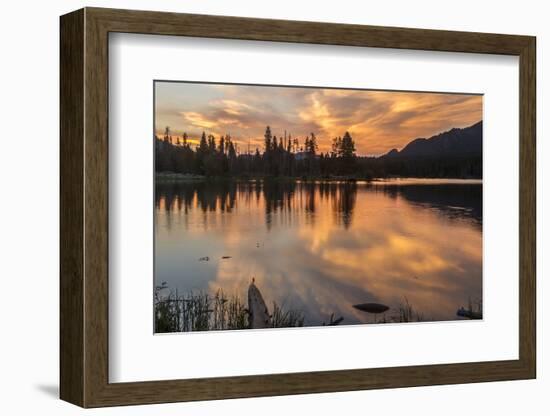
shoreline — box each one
[155,172,483,184]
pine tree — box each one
[264,126,272,152]
[339,131,357,175]
[263,126,273,175]
[341,132,356,159]
[306,133,318,155]
[208,134,216,153]
[198,131,208,153]
[228,139,236,159]
[332,137,342,157]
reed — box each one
[271,302,305,328]
[155,286,304,333]
[394,297,425,323]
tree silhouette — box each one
[155,126,480,179]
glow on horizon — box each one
[155,82,482,157]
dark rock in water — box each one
[353,303,390,314]
[198,256,209,261]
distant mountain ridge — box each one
[382,121,482,159]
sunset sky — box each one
[155,82,482,156]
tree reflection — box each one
[379,184,482,226]
[332,182,358,229]
[155,180,479,232]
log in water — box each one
[248,281,271,329]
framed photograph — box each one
[60,7,536,407]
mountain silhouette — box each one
[383,121,482,159]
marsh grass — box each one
[381,297,426,323]
[397,297,425,322]
[155,286,304,333]
[366,298,426,324]
[155,285,434,332]
[271,302,305,328]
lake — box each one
[155,179,482,327]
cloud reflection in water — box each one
[155,180,482,326]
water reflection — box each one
[155,180,482,327]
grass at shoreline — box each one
[155,287,305,333]
[154,285,433,333]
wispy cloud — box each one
[155,82,482,156]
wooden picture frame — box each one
[60,7,536,408]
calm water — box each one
[155,179,482,326]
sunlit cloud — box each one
[155,82,482,156]
[180,111,218,130]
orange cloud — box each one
[155,82,482,156]
[180,111,218,130]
